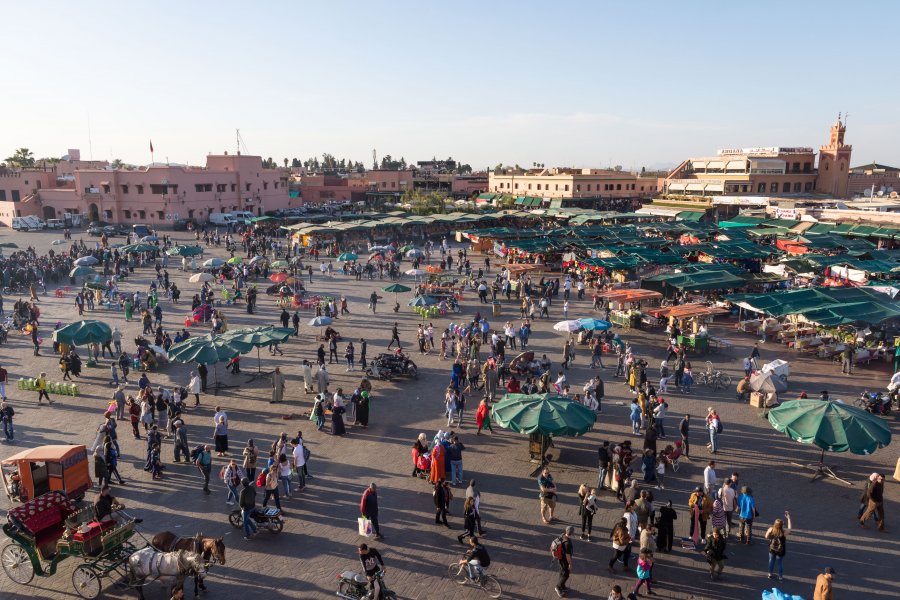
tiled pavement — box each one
[0,229,898,600]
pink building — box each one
[0,152,291,227]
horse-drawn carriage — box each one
[1,491,223,599]
[1,491,139,599]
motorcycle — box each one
[856,390,892,415]
[366,352,418,379]
[336,569,396,600]
[228,506,284,533]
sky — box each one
[3,0,899,171]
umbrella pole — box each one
[209,362,238,396]
[791,447,852,486]
[246,345,274,382]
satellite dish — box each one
[891,191,898,199]
[877,190,885,197]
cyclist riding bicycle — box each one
[457,536,491,581]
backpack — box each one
[256,470,267,487]
[303,446,311,461]
[190,444,205,463]
[478,546,491,568]
[768,534,784,556]
[716,420,723,434]
[550,536,565,560]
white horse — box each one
[128,547,203,600]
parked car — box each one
[132,223,152,237]
[173,218,198,231]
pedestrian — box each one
[764,511,792,581]
[0,364,8,400]
[197,363,208,393]
[578,485,598,541]
[841,344,853,375]
[359,338,367,368]
[538,467,558,524]
[737,486,758,544]
[749,342,761,369]
[433,478,451,527]
[0,400,12,443]
[214,415,229,456]
[93,445,109,489]
[239,477,258,540]
[633,549,654,596]
[359,482,383,540]
[656,500,677,553]
[222,459,243,506]
[188,371,202,407]
[475,398,492,435]
[859,472,885,531]
[457,496,478,545]
[387,323,401,349]
[608,517,631,574]
[448,435,465,486]
[689,487,712,543]
[703,460,717,495]
[465,480,486,535]
[719,479,736,536]
[814,566,835,600]
[262,464,281,509]
[653,398,667,438]
[290,437,306,490]
[597,440,611,490]
[242,439,258,482]
[629,399,641,435]
[704,528,727,580]
[270,367,286,403]
[35,372,52,405]
[195,444,212,494]
[679,414,690,458]
[706,407,721,454]
[172,418,189,462]
[552,526,575,597]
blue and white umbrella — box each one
[408,295,438,307]
[553,320,583,333]
[406,249,425,259]
[578,318,612,331]
[308,316,333,327]
[141,235,159,242]
[74,256,99,266]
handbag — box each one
[358,516,374,538]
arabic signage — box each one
[717,147,813,156]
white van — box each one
[229,211,254,225]
[208,212,237,227]
[46,219,66,229]
[11,216,45,231]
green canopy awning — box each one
[768,399,891,455]
[491,394,597,437]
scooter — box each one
[228,506,284,533]
[335,569,396,600]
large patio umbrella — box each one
[750,371,788,394]
[269,272,289,283]
[383,283,410,302]
[69,266,98,278]
[189,272,216,284]
[221,325,293,381]
[0,242,18,248]
[492,393,597,464]
[405,268,425,278]
[227,256,244,265]
[167,335,253,395]
[167,245,204,257]
[51,239,66,246]
[203,258,226,269]
[270,260,288,268]
[425,265,443,273]
[337,252,358,262]
[120,243,157,254]
[73,256,99,267]
[578,318,612,331]
[249,256,267,265]
[406,249,425,259]
[141,235,159,242]
[308,316,332,327]
[553,320,583,333]
[52,320,112,346]
[768,399,892,484]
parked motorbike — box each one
[365,352,418,379]
[856,390,892,415]
[335,569,396,600]
[228,506,284,533]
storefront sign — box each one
[775,208,798,219]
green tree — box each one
[292,158,301,168]
[458,163,473,174]
[111,158,124,169]
[5,147,35,168]
[283,158,289,168]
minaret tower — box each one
[815,114,853,198]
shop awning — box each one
[598,288,664,303]
[645,303,730,319]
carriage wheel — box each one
[1,543,34,584]
[72,565,102,599]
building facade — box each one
[488,168,657,200]
[0,152,291,227]
[847,163,900,198]
[661,120,853,199]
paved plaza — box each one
[0,229,897,600]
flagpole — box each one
[150,139,155,166]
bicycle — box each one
[447,561,502,598]
[700,361,732,391]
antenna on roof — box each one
[844,112,850,128]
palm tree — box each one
[5,147,35,169]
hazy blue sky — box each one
[3,1,898,170]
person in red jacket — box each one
[360,483,383,540]
[476,398,493,435]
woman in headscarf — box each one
[356,391,370,427]
[429,433,446,483]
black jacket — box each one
[598,446,610,467]
[239,484,256,510]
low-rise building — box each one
[488,167,657,206]
[0,151,291,227]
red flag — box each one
[150,139,154,153]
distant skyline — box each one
[3,1,899,170]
